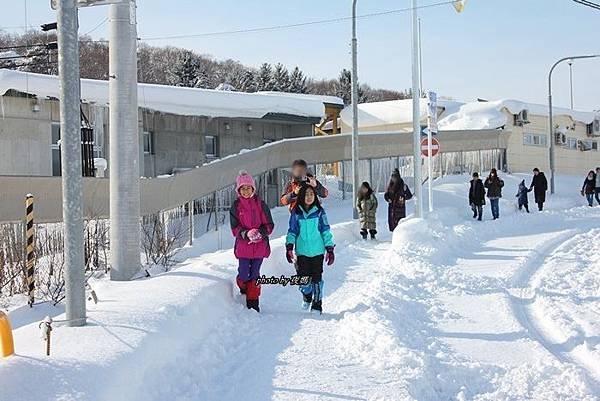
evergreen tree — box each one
[272,63,290,92]
[255,63,274,91]
[289,66,307,93]
[174,50,200,88]
[239,69,257,92]
[335,69,366,104]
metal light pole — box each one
[568,60,574,110]
[351,0,360,219]
[548,54,600,194]
[411,0,423,218]
[109,0,141,280]
[57,0,86,326]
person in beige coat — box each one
[356,181,378,240]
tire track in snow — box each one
[508,228,600,390]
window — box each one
[523,133,547,147]
[143,131,154,154]
[51,122,61,176]
[567,137,577,150]
[205,135,218,157]
[582,139,598,151]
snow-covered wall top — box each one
[340,97,598,130]
[0,69,343,119]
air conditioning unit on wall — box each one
[555,132,567,145]
[514,110,529,126]
[586,119,600,137]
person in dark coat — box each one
[516,179,530,213]
[384,169,413,232]
[484,168,504,220]
[529,168,548,211]
[595,167,600,206]
[581,170,597,207]
[468,172,485,221]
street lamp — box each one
[412,0,466,218]
[568,60,574,110]
[547,54,600,194]
[351,0,360,219]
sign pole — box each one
[426,91,438,213]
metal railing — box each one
[0,129,508,223]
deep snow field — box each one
[1,173,599,401]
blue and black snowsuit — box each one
[516,180,530,212]
[286,204,335,311]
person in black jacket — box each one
[529,168,548,211]
[595,167,600,206]
[484,168,504,220]
[384,169,413,231]
[468,172,485,221]
[581,170,596,207]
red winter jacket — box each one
[230,195,274,259]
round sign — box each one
[420,137,440,157]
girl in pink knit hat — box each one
[229,171,274,312]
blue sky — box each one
[2,0,599,110]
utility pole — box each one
[57,0,86,326]
[351,0,360,220]
[109,0,141,280]
[411,0,423,218]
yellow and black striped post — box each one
[25,194,35,307]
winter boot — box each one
[310,300,322,314]
[369,230,377,240]
[246,298,260,312]
[300,283,313,310]
[360,229,368,240]
[311,280,324,313]
[236,276,247,295]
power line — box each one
[82,17,108,36]
[573,0,600,10]
[139,0,457,41]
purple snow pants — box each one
[238,258,263,282]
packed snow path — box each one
[1,174,599,401]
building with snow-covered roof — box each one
[339,98,600,175]
[0,69,343,180]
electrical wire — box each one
[573,0,600,10]
[82,17,108,36]
[139,0,457,41]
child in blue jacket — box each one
[285,184,335,313]
[516,179,530,213]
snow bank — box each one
[0,69,342,119]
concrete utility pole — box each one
[351,0,360,220]
[411,0,423,218]
[548,54,600,194]
[109,0,141,280]
[57,0,86,326]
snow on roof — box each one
[339,97,598,130]
[0,69,342,119]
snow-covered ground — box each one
[1,173,599,401]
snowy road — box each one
[2,174,599,401]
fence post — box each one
[341,161,346,200]
[25,194,35,307]
[276,168,283,207]
[213,192,219,232]
[187,201,194,246]
[368,159,373,186]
